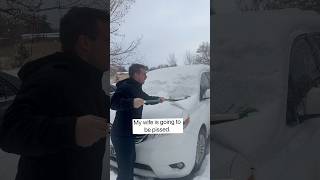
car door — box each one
[192,71,210,133]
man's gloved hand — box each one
[75,115,108,147]
[133,98,144,108]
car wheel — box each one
[193,127,207,172]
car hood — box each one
[142,101,184,119]
[109,96,197,123]
[142,94,198,119]
[109,103,184,124]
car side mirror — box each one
[202,89,210,99]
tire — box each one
[192,127,207,172]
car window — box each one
[200,72,210,100]
[286,33,320,126]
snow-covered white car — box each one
[110,65,210,179]
[212,9,320,180]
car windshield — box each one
[143,66,199,99]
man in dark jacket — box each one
[0,7,109,180]
[111,64,164,180]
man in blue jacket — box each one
[111,64,164,180]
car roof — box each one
[212,9,320,113]
[147,64,209,78]
[213,9,320,47]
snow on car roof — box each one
[214,9,320,47]
[213,9,320,113]
[143,65,209,98]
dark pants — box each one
[111,135,136,180]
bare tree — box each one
[0,0,107,70]
[0,0,105,22]
[167,53,177,67]
[184,50,195,65]
[110,36,142,66]
[0,0,107,40]
[110,0,134,34]
[0,0,142,68]
[184,42,210,65]
[195,42,210,65]
[110,0,142,66]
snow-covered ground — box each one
[1,150,210,180]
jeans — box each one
[111,135,136,180]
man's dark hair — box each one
[59,7,107,52]
[129,64,147,77]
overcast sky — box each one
[41,0,209,67]
[116,0,210,67]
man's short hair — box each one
[129,64,147,77]
[59,7,107,52]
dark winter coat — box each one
[0,52,108,180]
[110,78,159,137]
